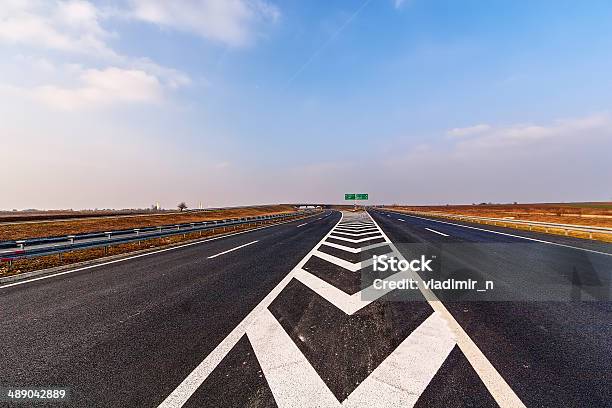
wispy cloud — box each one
[127,0,280,47]
[451,114,611,152]
[375,113,612,203]
[446,124,492,137]
[393,0,407,9]
[0,0,117,57]
[30,66,164,110]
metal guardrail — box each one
[0,211,315,263]
[383,209,612,239]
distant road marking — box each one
[207,241,258,259]
[394,212,612,257]
[296,223,308,228]
[425,228,449,237]
[397,218,405,222]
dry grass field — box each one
[0,208,162,223]
[387,202,612,243]
[0,205,297,241]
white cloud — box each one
[128,0,280,46]
[0,0,117,57]
[452,114,611,153]
[0,0,280,111]
[0,1,195,110]
[446,124,492,137]
[30,67,164,110]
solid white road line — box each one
[425,228,449,237]
[207,240,258,259]
[397,213,612,257]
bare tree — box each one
[178,202,187,212]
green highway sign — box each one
[345,193,368,200]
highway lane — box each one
[0,210,339,408]
[159,211,508,408]
[369,209,612,407]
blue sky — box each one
[1,0,611,209]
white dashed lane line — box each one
[296,223,309,228]
[207,240,259,259]
[397,218,405,222]
[425,228,449,237]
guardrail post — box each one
[16,240,25,250]
[134,229,140,245]
[67,235,75,253]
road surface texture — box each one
[1,209,610,407]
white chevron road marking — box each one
[248,309,456,408]
[293,267,409,314]
[331,230,382,237]
[334,227,378,232]
[370,214,526,408]
[319,240,388,253]
[159,210,525,408]
[327,235,383,243]
[312,250,374,272]
[247,309,341,407]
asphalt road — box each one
[370,209,612,408]
[0,211,339,407]
[1,208,610,407]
